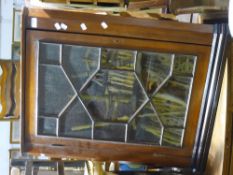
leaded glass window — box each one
[37,42,196,147]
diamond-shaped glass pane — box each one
[152,76,192,127]
[94,122,125,142]
[80,70,147,122]
[128,103,162,145]
[136,52,173,96]
[162,128,184,147]
[38,65,76,116]
[101,48,136,70]
[59,98,92,138]
[62,45,100,91]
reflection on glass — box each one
[38,117,57,136]
[162,128,184,147]
[128,103,162,145]
[94,122,125,142]
[101,48,136,70]
[39,43,61,65]
[37,41,196,148]
[153,76,192,127]
[173,55,196,76]
[136,52,173,96]
[38,65,75,116]
[59,98,92,138]
[62,45,100,91]
[80,70,146,122]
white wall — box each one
[0,122,20,175]
[0,0,13,59]
[0,0,20,175]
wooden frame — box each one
[10,119,20,144]
[21,7,228,173]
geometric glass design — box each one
[37,42,196,148]
[80,70,147,122]
[128,102,162,145]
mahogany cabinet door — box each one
[23,29,211,167]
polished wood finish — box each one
[21,7,215,168]
[25,7,213,45]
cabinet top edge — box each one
[24,7,214,33]
[23,7,214,45]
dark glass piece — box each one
[173,55,196,76]
[38,117,57,136]
[152,76,192,127]
[80,70,147,122]
[101,48,136,70]
[136,52,173,96]
[62,45,100,91]
[128,103,162,145]
[162,128,184,147]
[94,122,125,142]
[39,42,61,65]
[59,97,92,138]
[38,65,75,116]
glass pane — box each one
[152,76,192,127]
[136,52,173,96]
[39,43,61,65]
[38,117,57,136]
[94,122,125,142]
[62,45,100,91]
[162,128,184,147]
[59,98,92,138]
[38,65,75,116]
[101,48,136,70]
[80,70,147,122]
[173,55,196,76]
[128,103,162,145]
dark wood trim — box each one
[25,7,213,45]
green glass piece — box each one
[80,70,147,122]
[128,102,162,145]
[39,42,61,65]
[38,117,57,136]
[62,45,100,91]
[59,98,92,138]
[101,48,136,70]
[38,65,75,116]
[162,128,184,147]
[152,76,192,127]
[136,52,173,96]
[173,55,196,76]
[94,122,125,142]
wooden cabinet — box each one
[21,7,228,173]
